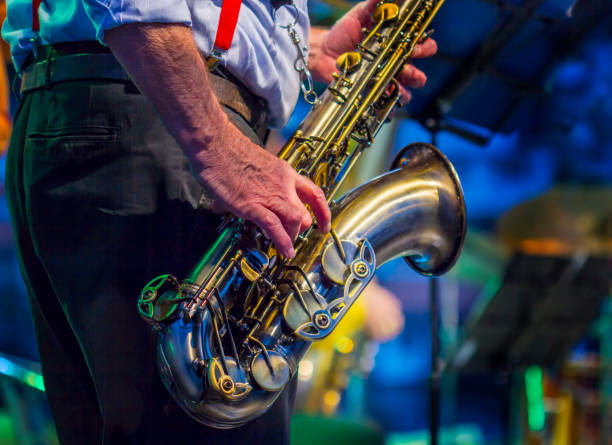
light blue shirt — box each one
[2,0,310,126]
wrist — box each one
[181,113,253,179]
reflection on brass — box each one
[219,375,235,395]
[240,257,260,282]
[352,260,370,278]
[336,52,362,74]
[373,3,400,23]
[139,0,464,429]
[321,238,358,285]
[207,358,252,402]
[250,351,291,392]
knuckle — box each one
[301,213,313,227]
[314,187,326,200]
[260,213,278,229]
[280,160,294,175]
[242,202,262,219]
[286,210,302,226]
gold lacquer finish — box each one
[336,52,362,74]
[372,3,400,23]
[139,0,465,430]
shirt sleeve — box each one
[81,0,193,43]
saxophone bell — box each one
[388,142,466,275]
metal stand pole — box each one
[600,297,612,445]
[428,121,441,445]
[430,277,440,445]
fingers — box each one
[300,209,313,234]
[398,87,412,105]
[259,173,330,257]
[411,38,437,58]
[396,38,435,96]
[398,64,427,89]
[280,197,308,247]
[250,206,296,258]
[362,0,380,20]
[294,173,332,233]
[285,192,314,239]
[258,189,312,257]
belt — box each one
[20,43,269,141]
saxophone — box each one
[138,0,465,429]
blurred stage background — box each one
[0,0,611,444]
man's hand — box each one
[196,125,330,258]
[106,24,330,258]
[308,0,438,103]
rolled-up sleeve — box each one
[81,0,193,43]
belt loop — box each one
[11,74,23,102]
[44,56,53,90]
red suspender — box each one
[32,0,42,32]
[213,0,242,55]
[208,0,243,69]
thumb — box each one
[355,0,378,26]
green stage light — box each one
[525,366,545,431]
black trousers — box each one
[5,79,295,444]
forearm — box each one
[104,23,231,171]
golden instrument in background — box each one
[295,279,404,416]
[138,0,466,428]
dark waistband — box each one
[20,42,269,141]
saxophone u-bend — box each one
[138,0,466,428]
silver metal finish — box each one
[139,0,465,429]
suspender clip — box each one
[207,47,227,71]
[29,35,41,60]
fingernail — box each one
[413,46,421,57]
[287,247,296,258]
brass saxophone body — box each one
[138,0,465,429]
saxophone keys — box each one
[218,375,236,396]
[207,357,252,401]
[240,249,270,282]
[321,239,361,285]
[372,2,399,23]
[137,274,181,324]
[335,51,362,75]
[312,310,332,330]
[351,260,370,279]
[250,350,291,392]
[420,28,435,43]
